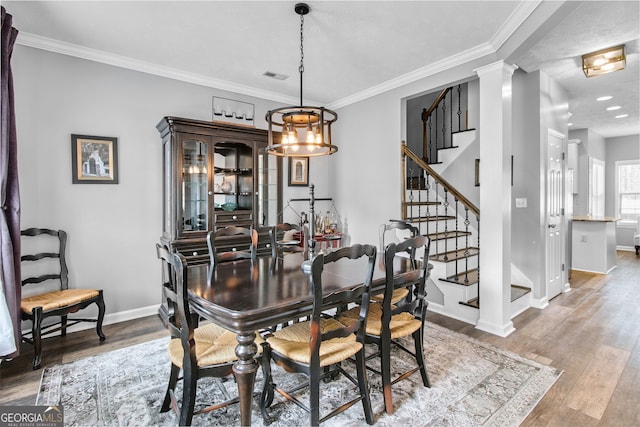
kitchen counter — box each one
[571,216,621,274]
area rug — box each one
[36,322,561,426]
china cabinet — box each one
[157,116,282,265]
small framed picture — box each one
[71,134,119,184]
[288,156,309,187]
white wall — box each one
[605,134,640,247]
[13,46,286,318]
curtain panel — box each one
[1,6,21,358]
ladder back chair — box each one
[375,220,420,304]
[156,243,264,426]
[206,226,258,279]
[339,235,432,414]
[259,244,377,426]
[20,228,106,369]
[268,222,306,258]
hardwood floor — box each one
[1,251,638,426]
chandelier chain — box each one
[299,14,305,75]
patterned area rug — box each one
[37,322,561,426]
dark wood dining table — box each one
[186,251,419,426]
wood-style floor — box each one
[1,251,638,426]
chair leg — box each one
[380,330,394,414]
[355,347,374,425]
[31,308,43,370]
[259,344,274,425]
[310,363,321,427]
[95,292,106,341]
[179,363,197,426]
[161,363,180,413]
[413,327,430,388]
[61,314,68,336]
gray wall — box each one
[13,46,288,319]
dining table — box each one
[186,250,420,426]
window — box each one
[616,159,640,227]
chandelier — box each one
[265,3,338,157]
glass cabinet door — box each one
[182,139,209,232]
[257,150,281,226]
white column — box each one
[474,61,517,337]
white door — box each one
[547,130,564,299]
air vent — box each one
[263,71,288,80]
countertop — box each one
[572,215,621,222]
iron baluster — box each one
[441,100,447,149]
[457,84,462,132]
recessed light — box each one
[596,96,612,101]
[568,122,573,126]
[615,114,629,119]
[606,105,622,111]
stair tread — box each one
[404,201,441,206]
[426,230,472,240]
[451,128,476,135]
[430,247,479,262]
[441,268,479,286]
[458,285,531,309]
[408,215,456,223]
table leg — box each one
[234,331,259,426]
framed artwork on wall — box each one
[71,134,119,184]
[288,156,309,187]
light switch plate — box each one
[515,198,528,208]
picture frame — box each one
[71,134,119,184]
[288,156,309,187]
[474,159,480,187]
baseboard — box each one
[475,318,515,337]
[530,296,549,310]
[616,245,635,252]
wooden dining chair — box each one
[259,244,377,426]
[338,235,431,414]
[206,226,258,279]
[268,223,306,258]
[374,220,420,304]
[156,243,263,426]
[20,228,106,370]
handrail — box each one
[421,87,451,120]
[402,141,479,218]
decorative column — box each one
[474,61,517,337]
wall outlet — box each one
[515,198,528,208]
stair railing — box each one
[401,140,481,305]
[421,84,471,165]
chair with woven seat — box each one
[338,235,431,414]
[259,244,377,426]
[269,222,306,258]
[206,226,258,279]
[374,220,420,305]
[20,228,106,370]
[156,243,264,426]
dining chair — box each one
[20,228,106,370]
[156,243,264,426]
[268,222,306,258]
[338,235,431,414]
[259,244,377,426]
[206,226,258,279]
[374,220,420,305]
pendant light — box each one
[265,3,338,157]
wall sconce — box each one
[582,45,626,78]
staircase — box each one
[401,85,531,326]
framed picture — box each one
[71,134,119,184]
[474,159,480,187]
[288,156,309,187]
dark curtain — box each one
[1,6,21,359]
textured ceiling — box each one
[4,0,639,138]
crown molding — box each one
[15,32,299,105]
[328,42,495,110]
